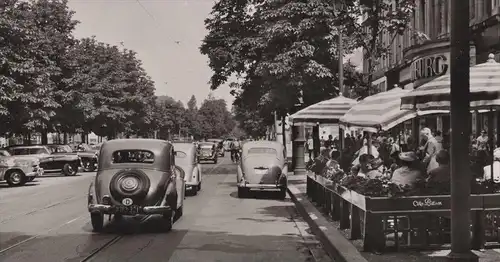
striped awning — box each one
[289,95,357,126]
[401,53,500,111]
[340,87,445,132]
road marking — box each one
[0,213,87,254]
[204,156,227,175]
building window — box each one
[470,0,476,20]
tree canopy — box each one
[200,0,367,137]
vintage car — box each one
[237,141,288,199]
[0,149,43,186]
[7,145,80,176]
[68,143,99,172]
[87,139,185,232]
[172,142,202,195]
[207,139,224,157]
[197,142,218,163]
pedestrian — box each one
[420,127,442,173]
[306,133,314,161]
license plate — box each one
[254,169,268,175]
[113,205,142,215]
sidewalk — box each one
[287,173,500,262]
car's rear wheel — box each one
[62,163,78,176]
[5,170,26,187]
[174,206,183,222]
[278,188,287,200]
[237,187,247,198]
[197,181,201,191]
[214,159,217,164]
[91,213,104,232]
[162,211,174,231]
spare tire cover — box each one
[109,169,151,203]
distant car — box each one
[0,149,43,186]
[207,139,224,157]
[87,139,185,232]
[237,141,288,199]
[197,142,218,164]
[69,143,99,172]
[173,142,202,195]
[223,138,235,151]
[6,145,80,176]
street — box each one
[0,155,331,262]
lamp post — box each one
[447,1,477,261]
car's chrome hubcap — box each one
[11,173,21,183]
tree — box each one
[200,0,367,128]
[155,95,186,139]
[185,95,202,138]
[335,0,415,97]
[197,96,234,139]
[0,0,78,140]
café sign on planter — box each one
[413,198,443,208]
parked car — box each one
[0,149,43,186]
[87,139,185,232]
[237,141,288,199]
[197,142,218,164]
[6,145,80,176]
[68,143,99,172]
[172,142,202,195]
[207,139,224,157]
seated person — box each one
[310,148,331,175]
[365,157,386,179]
[356,154,374,178]
[426,150,450,183]
[391,151,424,187]
[483,148,500,182]
[352,141,379,166]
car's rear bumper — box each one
[185,181,200,191]
[88,204,171,215]
[199,156,216,160]
[26,168,43,177]
[238,182,284,190]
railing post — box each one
[350,204,361,239]
[471,210,485,250]
[363,212,385,252]
[339,199,350,229]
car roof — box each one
[101,139,170,151]
[8,145,48,149]
[172,142,196,153]
[242,140,283,151]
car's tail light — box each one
[102,195,111,205]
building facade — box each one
[365,0,500,135]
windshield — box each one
[247,148,277,156]
[47,145,73,153]
[0,150,11,157]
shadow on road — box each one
[0,183,39,189]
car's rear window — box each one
[112,150,154,164]
[247,148,277,155]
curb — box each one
[287,185,368,262]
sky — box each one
[66,0,363,108]
[67,0,234,108]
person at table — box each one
[483,148,500,182]
[426,150,450,183]
[355,153,373,178]
[391,151,424,187]
[364,157,386,179]
[419,127,442,173]
[310,148,331,175]
[324,135,334,149]
[351,140,380,166]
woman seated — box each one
[483,148,500,182]
[310,148,331,175]
[365,157,386,179]
[426,150,450,183]
[391,151,424,187]
[351,141,379,166]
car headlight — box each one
[14,160,30,167]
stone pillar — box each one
[425,0,433,38]
[293,125,306,176]
[441,0,448,36]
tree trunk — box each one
[41,130,48,144]
[63,133,68,144]
[80,133,85,143]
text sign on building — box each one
[411,54,449,82]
